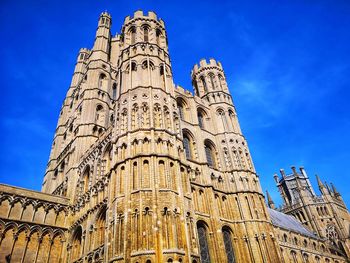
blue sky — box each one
[1,0,350,207]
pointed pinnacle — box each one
[316,174,325,188]
[266,190,275,209]
[330,183,340,196]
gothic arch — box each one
[182,129,197,160]
[222,226,236,263]
[204,139,218,169]
[94,205,107,249]
[197,107,208,129]
[196,220,211,263]
[81,165,91,193]
[176,97,189,121]
[71,225,83,262]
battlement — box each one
[191,58,223,75]
[124,10,164,26]
[79,48,90,53]
[175,85,194,97]
[100,11,111,18]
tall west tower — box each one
[41,11,282,263]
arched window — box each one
[197,222,211,263]
[183,132,195,160]
[209,73,215,90]
[228,110,237,132]
[101,144,112,175]
[143,26,149,42]
[291,250,297,263]
[131,61,137,71]
[218,74,224,89]
[222,227,235,263]
[99,73,106,89]
[204,140,217,168]
[177,98,187,121]
[95,105,103,121]
[197,109,205,129]
[217,109,228,130]
[71,226,83,261]
[82,166,90,193]
[95,207,106,248]
[303,253,309,263]
[283,233,288,242]
[130,26,136,44]
[200,76,208,92]
[156,29,162,45]
[112,83,117,100]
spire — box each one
[325,182,333,196]
[316,174,325,189]
[330,183,340,197]
[266,190,275,209]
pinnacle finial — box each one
[266,190,275,209]
[316,174,325,188]
[280,169,287,179]
[330,183,340,197]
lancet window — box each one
[197,222,211,263]
[223,227,236,263]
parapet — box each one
[124,10,164,26]
[100,11,112,18]
[79,48,90,53]
[191,58,223,76]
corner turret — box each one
[191,58,228,97]
[92,11,112,60]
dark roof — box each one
[268,208,317,238]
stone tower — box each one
[2,10,349,263]
[274,167,350,258]
[41,10,282,262]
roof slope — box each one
[268,208,317,238]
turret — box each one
[92,12,112,60]
[117,10,173,94]
[121,11,167,50]
[70,48,90,88]
[191,58,228,97]
[266,190,275,209]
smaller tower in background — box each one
[274,167,350,258]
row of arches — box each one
[70,206,107,262]
[182,130,253,171]
[126,24,163,46]
[193,72,227,95]
[80,143,113,194]
[280,248,339,263]
[192,187,266,220]
[317,206,329,217]
[176,98,239,134]
[121,59,169,91]
[0,195,67,227]
[118,103,179,134]
[196,222,236,263]
[0,220,65,263]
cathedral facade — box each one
[0,11,349,263]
